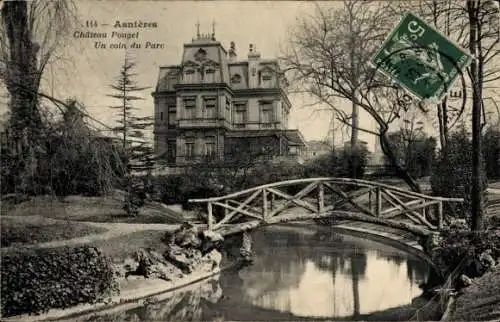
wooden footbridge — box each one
[189,178,464,238]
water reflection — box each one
[86,225,431,321]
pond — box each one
[85,225,433,321]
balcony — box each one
[177,118,231,128]
[232,121,282,130]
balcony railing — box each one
[177,118,231,128]
[232,121,282,130]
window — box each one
[184,98,196,119]
[205,137,216,160]
[261,72,273,88]
[168,111,176,127]
[203,97,217,119]
[234,102,247,128]
[225,97,231,122]
[231,74,242,84]
[185,139,195,160]
[167,75,178,90]
[167,140,176,163]
[260,102,273,128]
[160,112,164,121]
[204,68,216,83]
[183,69,195,83]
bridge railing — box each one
[188,177,464,232]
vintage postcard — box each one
[1,1,499,321]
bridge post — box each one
[262,189,268,221]
[207,202,214,231]
[318,183,324,214]
[375,187,381,217]
[437,201,443,230]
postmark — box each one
[370,12,472,104]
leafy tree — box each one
[107,55,154,215]
[0,0,76,195]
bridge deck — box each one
[188,177,464,238]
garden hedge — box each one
[1,246,119,317]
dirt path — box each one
[1,221,189,251]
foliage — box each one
[107,56,154,214]
[1,246,119,317]
[338,144,370,179]
[303,152,338,178]
[484,128,500,179]
[385,130,437,178]
[0,101,124,196]
[431,130,487,223]
[431,229,500,277]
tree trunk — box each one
[2,1,43,194]
[2,2,41,136]
[468,0,485,232]
[351,98,359,147]
[379,133,422,193]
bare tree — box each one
[281,0,427,192]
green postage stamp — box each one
[371,12,473,101]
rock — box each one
[202,230,224,243]
[421,232,442,255]
[199,249,222,272]
[172,222,203,249]
[126,248,183,280]
[165,245,203,274]
[458,274,473,287]
[477,249,496,273]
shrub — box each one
[1,246,119,317]
[484,128,500,180]
[431,130,487,223]
[337,144,370,178]
[431,229,500,277]
[384,131,437,178]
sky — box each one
[2,0,376,148]
[1,0,498,151]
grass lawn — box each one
[2,195,182,224]
[0,215,107,248]
[86,230,167,263]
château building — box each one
[152,29,306,167]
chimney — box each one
[248,43,260,59]
[228,41,237,62]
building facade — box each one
[152,31,306,166]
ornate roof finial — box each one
[196,20,200,39]
[211,20,216,40]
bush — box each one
[1,246,119,317]
[431,229,500,277]
[384,131,436,178]
[431,130,487,223]
[484,129,500,180]
[338,144,370,178]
